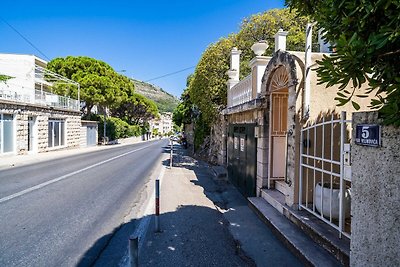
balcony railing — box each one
[229,75,252,107]
[0,86,80,111]
[35,90,80,110]
[0,64,80,111]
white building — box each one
[149,112,173,136]
[0,54,89,155]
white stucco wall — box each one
[0,54,38,102]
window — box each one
[0,114,15,154]
[48,119,65,148]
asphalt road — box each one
[0,139,169,267]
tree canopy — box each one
[48,56,159,126]
[186,8,313,127]
[286,0,400,125]
[110,93,159,125]
[173,76,194,127]
[0,74,12,82]
[47,56,134,116]
[235,8,313,77]
[188,36,234,126]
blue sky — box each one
[1,0,284,97]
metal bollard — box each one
[170,142,173,168]
[155,179,160,232]
[129,235,139,267]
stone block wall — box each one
[37,115,49,152]
[16,112,28,154]
[351,111,400,267]
[184,123,194,154]
[0,101,81,154]
[66,115,81,148]
[80,126,87,147]
[210,114,227,166]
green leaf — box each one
[351,101,361,110]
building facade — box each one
[149,112,173,136]
[210,26,378,264]
[0,54,82,155]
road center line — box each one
[0,144,154,204]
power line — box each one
[144,66,195,82]
[0,17,51,61]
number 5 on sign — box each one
[362,126,370,138]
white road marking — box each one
[0,144,154,204]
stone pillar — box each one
[249,56,271,99]
[274,29,289,52]
[256,109,269,196]
[230,47,241,80]
[350,111,400,267]
[226,48,241,107]
[220,115,228,166]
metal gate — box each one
[299,111,352,238]
[87,126,97,146]
[227,123,257,197]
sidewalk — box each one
[135,146,303,266]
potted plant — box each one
[314,182,351,220]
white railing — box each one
[35,90,80,110]
[0,63,80,111]
[0,88,30,103]
[229,75,252,107]
[299,111,352,239]
[0,85,79,111]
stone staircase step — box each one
[248,197,343,267]
[275,180,287,195]
[260,189,350,266]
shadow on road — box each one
[78,144,301,267]
[77,144,254,267]
[78,206,254,267]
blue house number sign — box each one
[355,124,381,147]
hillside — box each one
[132,79,179,113]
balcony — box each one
[0,64,80,111]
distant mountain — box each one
[132,79,179,113]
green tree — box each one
[189,36,234,125]
[47,56,132,116]
[236,8,313,77]
[110,93,158,125]
[185,8,312,147]
[173,76,194,127]
[286,0,400,125]
[0,74,12,82]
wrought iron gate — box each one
[299,111,352,238]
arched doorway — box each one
[268,66,289,191]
